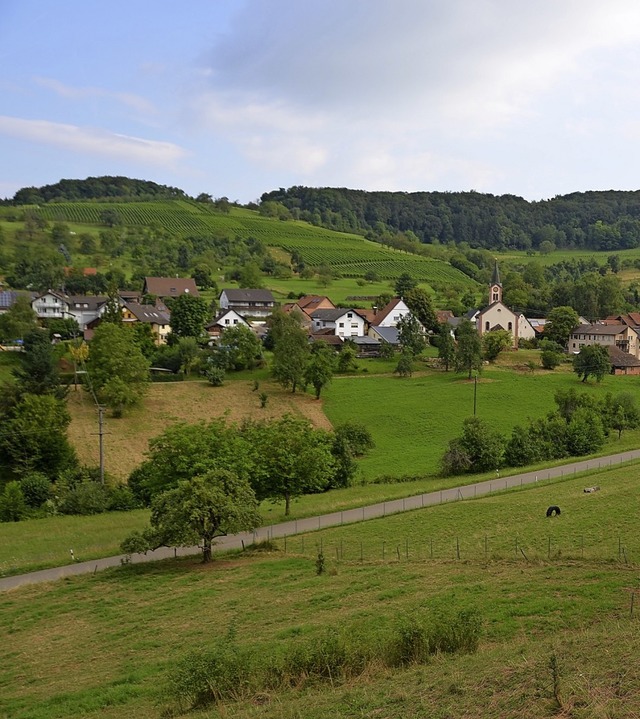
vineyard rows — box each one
[32,201,475,285]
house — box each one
[205,309,251,339]
[281,303,313,331]
[369,298,412,328]
[310,308,367,337]
[143,277,199,299]
[32,290,71,319]
[67,295,109,329]
[121,302,171,345]
[368,325,401,346]
[475,262,536,348]
[296,295,335,312]
[569,324,640,358]
[350,335,381,357]
[219,289,276,318]
[608,345,640,375]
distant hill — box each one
[261,186,640,253]
[12,176,187,204]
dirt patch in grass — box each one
[67,379,333,480]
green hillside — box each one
[11,200,475,287]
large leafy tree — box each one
[0,295,38,342]
[271,311,309,393]
[249,416,335,515]
[169,294,210,339]
[572,344,610,383]
[304,341,335,399]
[89,324,150,416]
[13,329,66,398]
[404,287,438,333]
[0,394,77,479]
[441,416,505,476]
[220,325,263,371]
[482,329,512,362]
[545,306,579,348]
[122,470,261,563]
[454,319,483,378]
[397,314,425,356]
[436,324,455,371]
[394,273,417,297]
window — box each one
[508,322,512,331]
[351,323,358,329]
[485,321,490,331]
[339,322,344,327]
[347,313,352,318]
[225,319,230,325]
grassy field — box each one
[2,464,640,718]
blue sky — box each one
[2,0,640,202]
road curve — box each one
[2,448,639,592]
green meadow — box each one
[2,463,640,718]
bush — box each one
[167,642,254,709]
[107,484,141,511]
[334,422,375,456]
[541,350,562,370]
[0,481,28,522]
[204,364,225,386]
[57,481,111,515]
[20,472,52,508]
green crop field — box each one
[2,463,640,718]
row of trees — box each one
[441,389,637,476]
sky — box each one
[2,0,640,203]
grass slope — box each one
[2,463,639,718]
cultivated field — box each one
[2,463,640,718]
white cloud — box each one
[34,77,156,116]
[0,116,187,165]
[189,0,640,195]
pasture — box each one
[2,463,640,718]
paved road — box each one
[2,448,640,592]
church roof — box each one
[491,260,501,286]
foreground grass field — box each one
[2,464,640,718]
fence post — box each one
[456,537,460,560]
[430,538,433,559]
[405,538,409,559]
[484,535,488,561]
[382,541,385,560]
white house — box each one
[32,290,71,320]
[219,289,276,318]
[310,308,367,337]
[369,298,412,328]
[67,295,109,329]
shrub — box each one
[334,422,375,456]
[57,481,111,515]
[204,364,225,386]
[541,350,562,370]
[0,481,28,522]
[107,484,141,511]
[20,472,52,508]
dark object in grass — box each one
[546,505,561,517]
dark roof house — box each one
[143,277,199,298]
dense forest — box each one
[261,187,640,253]
[11,176,187,205]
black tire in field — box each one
[546,505,561,517]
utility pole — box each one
[98,406,105,485]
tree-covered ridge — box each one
[12,176,187,204]
[261,187,640,252]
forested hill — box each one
[261,187,640,253]
[12,176,187,204]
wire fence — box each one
[265,533,639,565]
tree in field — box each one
[404,287,438,333]
[0,394,77,478]
[394,349,414,377]
[89,324,150,416]
[177,337,200,375]
[545,306,579,348]
[441,417,505,476]
[122,470,261,563]
[169,294,210,339]
[0,482,28,522]
[0,295,38,342]
[482,329,512,362]
[128,419,256,504]
[220,325,263,371]
[304,341,335,399]
[250,416,335,515]
[394,273,417,297]
[454,319,483,378]
[13,329,66,398]
[271,311,309,393]
[573,344,610,383]
[397,314,425,356]
[436,324,455,371]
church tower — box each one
[489,260,502,305]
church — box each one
[475,262,535,349]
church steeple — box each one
[489,260,502,304]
